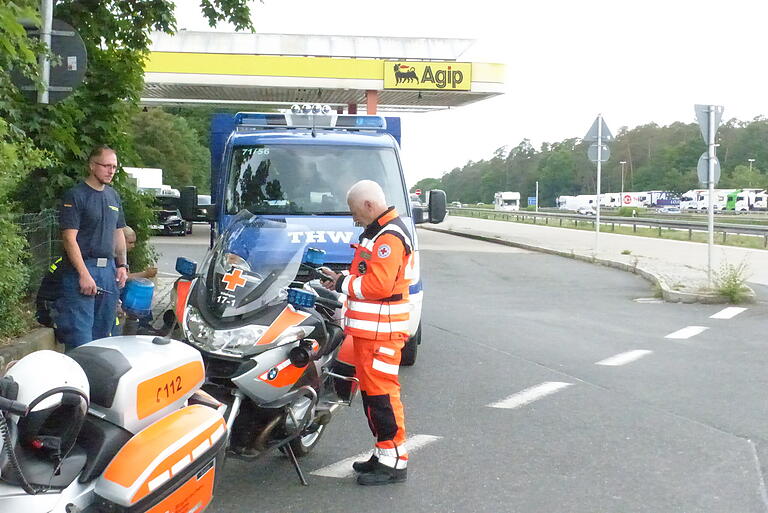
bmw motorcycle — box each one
[0,336,227,513]
[175,211,358,485]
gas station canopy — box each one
[141,31,505,112]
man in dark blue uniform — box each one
[56,145,129,347]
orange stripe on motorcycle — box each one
[136,361,205,420]
[256,305,310,345]
[145,463,216,513]
[103,405,225,501]
[175,279,192,324]
[258,341,320,388]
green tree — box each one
[130,108,211,192]
[0,1,254,334]
[720,164,767,189]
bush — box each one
[713,261,751,303]
[0,118,53,337]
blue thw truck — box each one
[179,105,447,364]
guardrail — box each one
[449,208,768,247]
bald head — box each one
[347,180,386,207]
[123,226,136,251]
[346,180,389,227]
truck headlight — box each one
[185,306,313,357]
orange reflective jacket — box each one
[335,208,413,340]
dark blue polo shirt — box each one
[59,182,126,262]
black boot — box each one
[356,461,407,486]
[352,454,378,473]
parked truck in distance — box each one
[494,191,520,211]
[726,188,767,212]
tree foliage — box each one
[414,119,768,206]
[130,108,211,193]
[0,0,254,336]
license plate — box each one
[149,225,163,230]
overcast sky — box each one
[173,0,767,187]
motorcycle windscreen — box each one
[199,211,310,319]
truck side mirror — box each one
[428,189,447,224]
[180,186,198,221]
[411,205,426,224]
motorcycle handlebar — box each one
[0,397,28,416]
[315,296,343,311]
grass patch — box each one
[713,261,751,303]
[621,249,632,255]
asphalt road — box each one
[152,227,768,513]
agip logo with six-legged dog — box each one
[384,61,472,91]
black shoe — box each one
[356,461,407,486]
[352,454,378,473]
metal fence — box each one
[450,208,768,247]
[13,209,60,293]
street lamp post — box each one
[748,158,755,173]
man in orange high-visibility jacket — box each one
[321,179,413,486]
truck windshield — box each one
[225,145,408,215]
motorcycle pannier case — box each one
[68,336,206,434]
[92,404,226,513]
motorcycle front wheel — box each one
[287,423,326,457]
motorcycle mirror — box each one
[304,247,326,266]
[175,257,198,278]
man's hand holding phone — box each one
[318,267,340,290]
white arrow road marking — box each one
[595,350,652,366]
[665,326,709,339]
[710,307,747,320]
[487,381,572,410]
[310,434,442,479]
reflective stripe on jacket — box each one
[335,207,413,340]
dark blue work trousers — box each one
[55,260,119,348]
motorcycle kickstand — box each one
[283,442,309,486]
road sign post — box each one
[585,114,613,255]
[695,104,724,287]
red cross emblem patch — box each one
[222,268,247,291]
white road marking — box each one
[710,307,747,320]
[310,434,442,479]
[487,382,572,410]
[595,350,652,366]
[664,326,709,339]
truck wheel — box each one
[400,323,421,367]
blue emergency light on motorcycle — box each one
[304,247,326,267]
[287,288,316,309]
[175,257,198,279]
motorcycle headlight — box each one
[222,252,251,272]
[185,306,313,357]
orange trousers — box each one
[338,335,409,468]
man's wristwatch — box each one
[116,263,130,271]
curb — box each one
[421,225,755,305]
[0,327,61,370]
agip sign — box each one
[384,61,472,91]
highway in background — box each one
[152,227,768,513]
